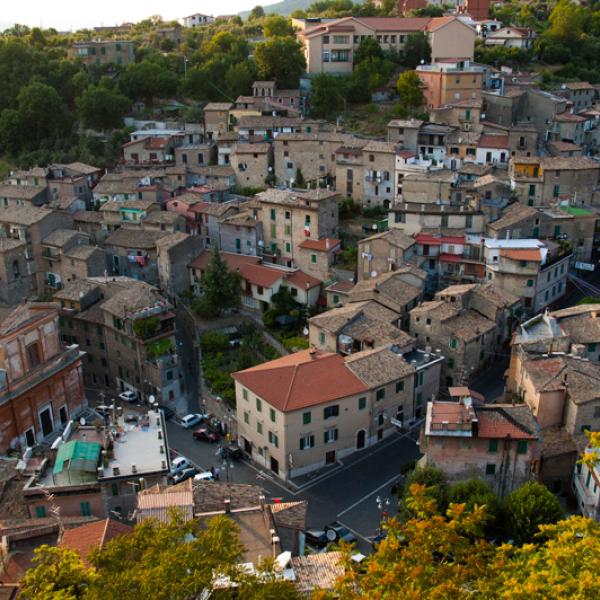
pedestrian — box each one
[214,467,221,481]
[210,465,215,477]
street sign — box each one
[390,417,403,428]
[575,262,595,272]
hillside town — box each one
[0,0,599,598]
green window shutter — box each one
[80,501,91,517]
[257,422,263,434]
[270,224,276,237]
[376,388,385,401]
[488,439,498,453]
[302,411,311,425]
[527,279,534,287]
[485,463,496,475]
[333,294,339,304]
[450,338,457,349]
[589,343,597,352]
[111,483,119,496]
[270,408,276,423]
[285,242,291,252]
[447,357,454,368]
[319,331,325,344]
[270,208,276,220]
[35,506,46,518]
[256,398,262,412]
[311,254,317,263]
[358,396,366,410]
[517,441,527,454]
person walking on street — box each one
[214,467,221,481]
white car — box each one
[170,456,191,475]
[193,471,214,482]
[118,390,137,403]
[181,413,206,429]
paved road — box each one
[166,419,421,553]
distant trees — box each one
[253,37,306,89]
[119,60,179,102]
[76,82,131,131]
[263,15,294,38]
[249,6,266,20]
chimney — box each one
[112,466,120,476]
[309,347,317,359]
[161,460,167,470]
[158,430,162,439]
[160,445,165,454]
[131,464,137,474]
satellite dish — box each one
[371,270,378,278]
[302,326,309,336]
[79,417,86,426]
[148,395,156,405]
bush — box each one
[448,479,500,534]
[283,336,309,351]
[339,196,362,220]
[402,467,449,516]
[132,316,160,339]
[200,331,229,354]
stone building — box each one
[357,228,416,281]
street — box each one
[165,419,421,552]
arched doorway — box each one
[356,429,366,449]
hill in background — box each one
[239,0,314,19]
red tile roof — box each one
[286,270,322,290]
[500,248,542,262]
[298,238,341,252]
[233,349,368,412]
[60,519,132,565]
[241,263,285,288]
[476,406,537,440]
[478,135,509,149]
[439,253,462,263]
[426,16,459,31]
[415,234,465,245]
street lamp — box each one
[376,496,391,522]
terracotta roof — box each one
[345,346,415,388]
[204,102,233,111]
[104,228,168,249]
[450,309,496,342]
[478,134,509,149]
[286,270,322,290]
[488,203,538,231]
[427,16,461,31]
[241,263,285,288]
[554,112,587,123]
[325,280,354,294]
[360,228,415,249]
[233,349,368,412]
[475,404,538,440]
[298,238,341,252]
[563,81,594,91]
[291,552,344,595]
[136,480,194,523]
[0,303,56,336]
[60,518,132,565]
[500,248,542,262]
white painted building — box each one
[182,13,215,28]
[572,447,600,521]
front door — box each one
[325,450,336,465]
[270,456,279,474]
[39,407,53,438]
[243,438,252,455]
[356,430,366,449]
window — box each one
[324,428,338,443]
[333,35,349,44]
[333,294,340,304]
[285,242,291,253]
[256,398,262,412]
[485,464,496,475]
[517,441,527,454]
[376,388,385,401]
[303,411,312,425]
[311,254,317,264]
[257,422,263,435]
[270,208,276,221]
[447,357,455,368]
[80,501,91,517]
[243,388,248,401]
[396,381,404,393]
[269,408,276,423]
[268,431,279,447]
[323,49,330,62]
[111,483,119,497]
[358,396,366,410]
[284,224,291,235]
[449,338,458,350]
[324,405,339,419]
[488,439,498,453]
[323,35,330,44]
[35,506,46,518]
[300,434,315,450]
[331,49,350,62]
[244,411,249,424]
[26,342,41,368]
[527,279,534,287]
[553,185,560,198]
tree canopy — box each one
[253,37,306,89]
[396,70,424,112]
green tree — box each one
[402,33,431,68]
[263,15,294,38]
[20,545,95,599]
[547,0,587,42]
[193,248,242,319]
[309,73,346,118]
[294,167,305,187]
[396,70,424,111]
[448,478,500,534]
[401,467,449,515]
[410,5,444,17]
[253,37,306,88]
[249,6,265,20]
[76,85,131,131]
[119,60,179,102]
[353,36,383,65]
[503,482,563,544]
[224,62,256,99]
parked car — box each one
[181,413,206,429]
[118,390,137,403]
[158,405,175,420]
[170,467,198,484]
[95,405,112,417]
[170,456,191,475]
[325,522,357,545]
[205,415,225,435]
[193,427,220,443]
[194,471,215,482]
[303,528,328,549]
[221,444,242,460]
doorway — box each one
[39,407,53,438]
[243,438,252,455]
[270,456,279,475]
[356,429,366,449]
[24,428,35,447]
[377,428,383,441]
[325,450,336,465]
[59,406,68,425]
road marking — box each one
[337,473,401,518]
[240,458,299,495]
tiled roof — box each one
[476,404,538,440]
[192,481,263,513]
[564,81,594,91]
[325,280,355,294]
[540,156,599,171]
[349,271,422,308]
[136,481,194,523]
[478,134,509,149]
[345,346,415,388]
[473,283,520,309]
[554,112,587,123]
[450,309,496,342]
[0,303,56,336]
[310,300,397,334]
[0,205,54,225]
[286,270,322,290]
[359,228,415,249]
[241,263,285,288]
[500,248,541,262]
[233,349,368,412]
[291,552,344,595]
[60,518,132,564]
[269,500,307,530]
[298,238,341,252]
[73,210,104,223]
[488,203,538,231]
[103,228,169,249]
[204,102,234,111]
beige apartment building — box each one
[230,143,272,189]
[297,16,475,75]
[68,40,135,66]
[273,132,357,186]
[335,142,368,200]
[357,228,416,281]
[256,188,339,267]
[233,347,416,480]
[204,103,233,139]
